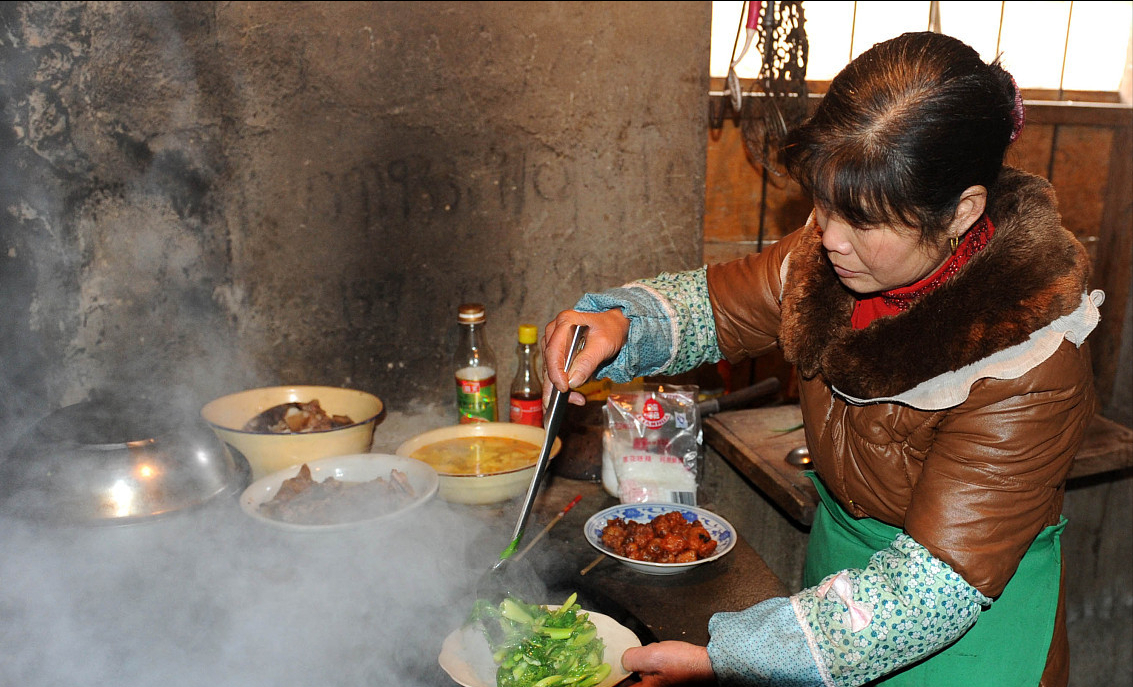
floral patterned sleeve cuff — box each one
[573,287,678,383]
[706,535,990,687]
[791,534,991,687]
[708,597,826,686]
[573,267,722,382]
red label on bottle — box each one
[509,397,544,426]
[461,379,482,394]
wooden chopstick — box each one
[513,494,583,562]
[579,554,606,576]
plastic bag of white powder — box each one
[602,384,701,505]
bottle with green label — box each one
[454,303,498,423]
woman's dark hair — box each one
[782,32,1018,241]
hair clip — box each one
[1009,75,1026,143]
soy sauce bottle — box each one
[454,303,498,423]
[509,324,544,427]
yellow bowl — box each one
[201,386,383,481]
[394,422,561,505]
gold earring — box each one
[949,236,960,254]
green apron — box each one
[804,473,1063,687]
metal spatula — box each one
[483,324,587,583]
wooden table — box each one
[703,404,816,525]
[705,405,1133,526]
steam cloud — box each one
[0,429,504,687]
[0,6,554,684]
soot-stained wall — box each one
[0,1,711,444]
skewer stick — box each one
[579,554,606,576]
[512,494,583,562]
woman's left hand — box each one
[621,641,716,686]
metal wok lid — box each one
[0,395,248,525]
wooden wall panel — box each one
[1050,126,1114,242]
[1006,124,1057,184]
[1092,126,1133,410]
[705,125,764,243]
[705,119,1116,254]
[704,120,810,265]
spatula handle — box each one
[497,325,587,563]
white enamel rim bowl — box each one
[583,502,737,575]
[201,385,383,481]
[239,453,438,532]
[394,422,561,505]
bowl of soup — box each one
[394,422,561,504]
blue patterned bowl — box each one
[583,503,736,575]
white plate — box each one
[438,605,640,687]
[239,453,438,532]
[583,503,736,575]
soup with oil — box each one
[410,436,539,475]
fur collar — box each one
[779,168,1090,399]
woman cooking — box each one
[541,32,1102,687]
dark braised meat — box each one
[242,399,354,433]
[271,463,318,503]
[599,511,717,563]
[259,464,416,525]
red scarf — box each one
[851,214,995,329]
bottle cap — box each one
[517,324,538,345]
[458,303,486,324]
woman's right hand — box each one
[541,308,630,406]
[621,641,716,686]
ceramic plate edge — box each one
[238,453,438,531]
[583,503,736,572]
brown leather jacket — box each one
[706,168,1099,686]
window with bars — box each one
[711,1,1133,100]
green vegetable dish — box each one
[470,593,613,687]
